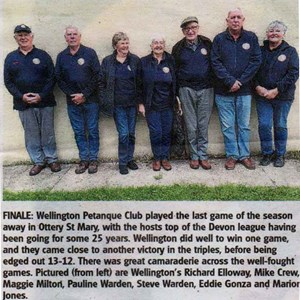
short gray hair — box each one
[64,25,80,36]
[227,7,244,18]
[112,32,129,48]
[151,34,166,44]
[266,20,288,34]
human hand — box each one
[229,80,242,92]
[176,96,183,116]
[255,86,268,97]
[22,93,41,104]
[71,93,85,105]
[138,104,145,117]
[265,88,279,100]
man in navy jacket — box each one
[56,26,101,174]
[172,17,214,170]
[4,24,61,176]
[211,8,261,170]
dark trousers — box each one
[146,108,173,160]
[113,106,137,166]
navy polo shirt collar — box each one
[226,28,245,41]
[264,40,284,52]
[67,44,84,56]
[18,45,36,55]
[151,52,166,64]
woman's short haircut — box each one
[266,20,288,34]
[112,32,129,48]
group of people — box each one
[4,8,299,176]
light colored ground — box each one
[3,159,300,192]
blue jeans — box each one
[256,98,292,156]
[19,107,58,165]
[67,102,100,161]
[215,94,251,160]
[146,108,173,160]
[179,87,214,160]
[113,106,137,166]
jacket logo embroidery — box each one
[127,65,132,71]
[278,54,287,62]
[32,58,40,64]
[77,58,85,65]
[201,48,208,55]
[242,43,250,50]
[162,67,170,73]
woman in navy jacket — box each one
[99,32,142,175]
[254,21,299,167]
[139,35,176,171]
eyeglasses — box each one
[183,25,199,32]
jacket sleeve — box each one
[81,49,101,98]
[211,36,236,88]
[55,53,74,96]
[135,58,143,104]
[277,48,299,93]
[4,56,23,100]
[98,57,108,103]
[238,34,262,85]
[39,53,56,100]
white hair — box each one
[64,25,81,36]
[150,33,166,44]
[227,7,244,18]
[266,20,288,34]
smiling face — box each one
[64,27,81,49]
[226,9,245,34]
[115,38,130,56]
[14,32,33,51]
[267,26,285,46]
[150,37,165,56]
[182,22,199,42]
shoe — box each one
[152,160,161,171]
[88,160,98,174]
[161,159,172,171]
[274,155,285,167]
[259,154,274,166]
[200,160,212,170]
[29,165,45,176]
[75,161,89,174]
[189,160,199,169]
[225,157,237,170]
[49,162,61,172]
[127,160,138,170]
[119,165,129,175]
[240,157,256,170]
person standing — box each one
[139,35,176,171]
[172,16,214,170]
[99,32,141,175]
[254,21,299,167]
[4,24,61,176]
[211,8,261,170]
[56,26,101,174]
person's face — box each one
[182,22,199,42]
[226,10,245,32]
[150,38,165,55]
[267,26,284,44]
[65,28,81,48]
[115,39,130,56]
[14,32,33,49]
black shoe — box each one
[274,155,285,167]
[75,161,89,174]
[88,160,98,174]
[127,160,138,170]
[119,165,129,175]
[259,154,273,166]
